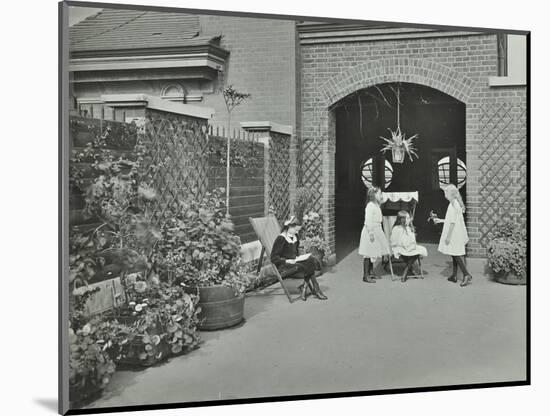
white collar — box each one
[280,232,297,243]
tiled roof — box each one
[69,8,206,51]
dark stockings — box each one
[448,257,458,282]
[310,275,328,300]
[450,255,472,287]
[401,255,419,282]
[362,258,376,283]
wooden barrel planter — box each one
[494,271,527,285]
[184,285,244,331]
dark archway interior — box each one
[334,82,466,262]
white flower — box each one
[81,324,92,336]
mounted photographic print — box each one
[59,1,530,414]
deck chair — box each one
[249,215,315,303]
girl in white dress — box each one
[433,184,472,287]
[390,210,428,282]
[359,186,390,283]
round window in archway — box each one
[361,158,393,189]
[437,156,467,189]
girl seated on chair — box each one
[270,216,327,301]
[390,210,428,283]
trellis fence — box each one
[70,108,294,248]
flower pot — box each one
[494,271,526,285]
[69,382,104,408]
[391,146,405,163]
[309,247,325,269]
[184,285,244,331]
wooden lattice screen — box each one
[141,109,210,225]
[269,132,292,220]
[477,102,527,247]
[299,137,324,212]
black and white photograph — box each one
[58,1,529,414]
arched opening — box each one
[334,82,466,261]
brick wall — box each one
[199,15,297,131]
[299,33,527,257]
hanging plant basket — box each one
[391,146,406,164]
[378,85,420,163]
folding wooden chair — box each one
[386,250,424,281]
[249,215,315,303]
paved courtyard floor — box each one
[88,245,527,410]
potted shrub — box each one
[300,211,331,267]
[155,189,255,330]
[486,221,527,285]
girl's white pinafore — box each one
[358,202,390,260]
[438,199,469,256]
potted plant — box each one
[379,127,419,163]
[155,188,256,330]
[378,85,420,164]
[486,221,527,285]
[300,211,331,267]
[68,288,117,406]
[100,271,201,368]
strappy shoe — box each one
[460,275,472,287]
[363,276,376,283]
[447,275,458,283]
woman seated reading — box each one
[271,216,327,301]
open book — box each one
[295,253,311,262]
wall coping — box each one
[100,93,215,120]
[240,121,293,136]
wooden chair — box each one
[382,217,424,281]
[249,215,315,303]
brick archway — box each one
[319,58,475,106]
[302,58,478,259]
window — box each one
[497,33,508,77]
[437,156,467,189]
[361,158,393,189]
[489,34,527,87]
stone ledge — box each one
[488,76,527,88]
[100,93,215,120]
[240,121,293,136]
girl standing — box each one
[390,210,428,282]
[359,186,391,283]
[433,184,472,287]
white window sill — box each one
[488,76,527,87]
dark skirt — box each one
[277,256,317,279]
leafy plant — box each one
[105,272,201,366]
[379,127,419,162]
[486,221,527,278]
[154,188,255,293]
[207,136,263,169]
[69,126,161,288]
[299,211,331,258]
[69,289,117,404]
[294,187,319,223]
